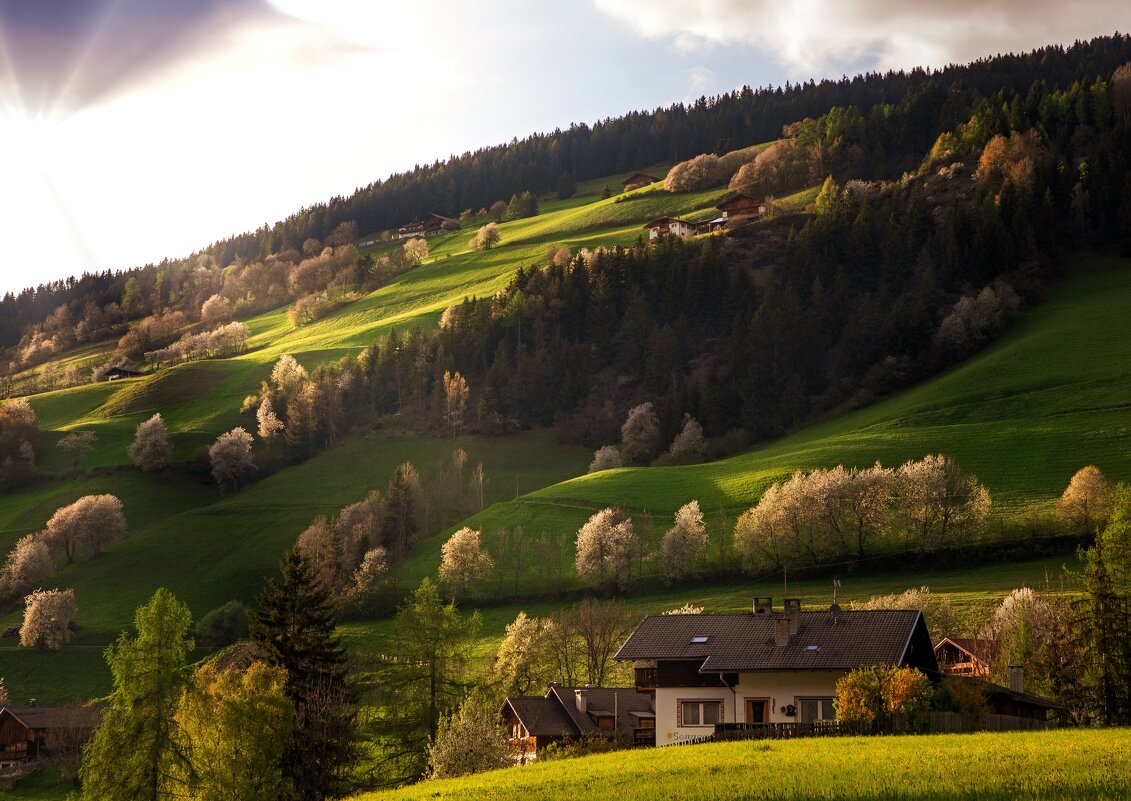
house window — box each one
[679,700,722,727]
[799,698,836,723]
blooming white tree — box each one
[588,444,624,474]
[0,534,54,601]
[469,223,501,251]
[439,527,494,594]
[660,500,708,581]
[129,413,173,471]
[42,495,127,563]
[620,402,661,464]
[403,237,429,265]
[57,431,96,476]
[896,454,991,552]
[208,428,256,492]
[668,416,706,464]
[256,396,285,443]
[575,508,638,587]
[20,588,77,649]
[427,695,512,779]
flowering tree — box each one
[439,527,494,595]
[20,588,77,649]
[129,413,173,471]
[209,428,256,492]
[660,500,708,581]
[575,508,638,588]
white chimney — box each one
[575,688,587,714]
[1008,666,1024,694]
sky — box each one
[0,0,1128,295]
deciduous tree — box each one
[620,402,661,464]
[0,534,53,602]
[129,413,173,471]
[588,445,624,474]
[575,508,638,588]
[42,494,127,564]
[20,588,77,649]
[209,427,256,492]
[427,692,512,779]
[80,588,194,801]
[403,238,429,265]
[439,527,494,596]
[1058,466,1114,535]
[57,431,96,476]
[660,500,708,581]
[469,223,501,251]
[834,665,932,729]
[172,660,293,801]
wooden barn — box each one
[0,705,99,768]
[716,193,766,221]
[97,365,142,381]
[934,637,998,678]
[622,172,658,191]
[396,213,460,239]
[502,683,655,759]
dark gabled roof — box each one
[503,696,579,738]
[716,193,763,210]
[546,684,654,734]
[616,610,931,672]
[0,705,100,730]
[943,676,1065,711]
[424,213,459,224]
[644,215,692,228]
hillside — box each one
[352,729,1130,801]
[407,255,1131,581]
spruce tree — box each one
[251,550,356,801]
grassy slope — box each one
[465,256,1131,550]
[355,729,1130,801]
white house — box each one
[644,216,697,240]
[615,598,937,746]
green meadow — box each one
[352,729,1131,801]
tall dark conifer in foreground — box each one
[252,550,357,801]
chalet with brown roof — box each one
[622,172,658,191]
[0,705,100,768]
[716,193,766,222]
[644,216,697,241]
[615,599,937,745]
[501,683,655,758]
[396,213,459,240]
[97,365,142,381]
[934,637,998,678]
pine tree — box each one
[80,588,194,801]
[251,550,357,801]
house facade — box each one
[396,213,459,239]
[716,193,766,221]
[616,599,937,745]
[644,216,697,240]
[501,683,655,758]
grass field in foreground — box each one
[464,256,1131,549]
[355,729,1131,801]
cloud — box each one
[592,0,1131,77]
[0,0,285,117]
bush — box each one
[195,601,250,648]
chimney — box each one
[753,597,773,615]
[784,598,801,634]
[575,688,587,714]
[774,617,792,647]
[1008,666,1024,694]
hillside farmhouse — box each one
[97,365,142,381]
[501,683,655,758]
[716,193,766,221]
[615,599,937,745]
[622,172,658,191]
[934,637,998,678]
[396,213,459,240]
[644,216,697,240]
[0,705,99,768]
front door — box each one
[745,698,769,723]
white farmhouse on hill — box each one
[615,598,938,745]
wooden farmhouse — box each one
[622,172,658,191]
[501,683,655,758]
[716,193,767,222]
[615,599,938,745]
[395,213,460,240]
[644,216,697,241]
[98,365,142,381]
[934,637,998,678]
[0,705,99,768]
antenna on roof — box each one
[832,577,841,605]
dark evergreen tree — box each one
[251,550,357,801]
